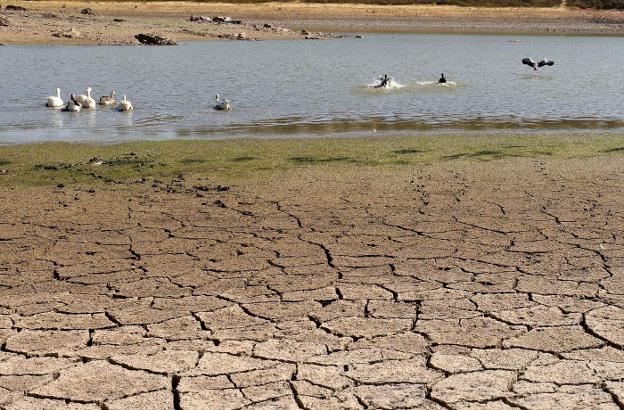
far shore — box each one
[1,2,623,45]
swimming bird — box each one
[82,88,96,109]
[437,73,447,84]
[214,94,231,111]
[98,90,116,106]
[117,94,133,112]
[74,87,91,106]
[522,58,555,70]
[374,75,392,89]
[46,88,64,108]
[64,94,82,112]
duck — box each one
[214,94,231,111]
[46,88,64,108]
[99,90,116,106]
[64,94,82,112]
[117,94,133,112]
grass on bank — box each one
[1,134,624,187]
[568,0,624,9]
[301,0,562,6]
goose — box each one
[99,90,116,106]
[522,58,554,71]
[214,94,231,111]
[117,94,133,112]
[74,87,90,106]
[82,88,96,109]
[46,88,64,108]
[64,94,82,112]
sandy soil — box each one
[0,2,335,45]
[1,155,624,408]
[1,2,624,45]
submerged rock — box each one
[80,8,94,15]
[135,33,177,46]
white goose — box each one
[64,94,82,113]
[99,90,116,106]
[117,95,133,112]
[46,88,64,108]
[82,88,96,109]
[75,87,95,108]
[214,94,231,111]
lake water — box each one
[1,34,623,143]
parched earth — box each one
[1,157,624,409]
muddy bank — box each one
[1,2,623,45]
[0,2,335,45]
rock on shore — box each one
[135,33,177,45]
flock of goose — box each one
[46,88,133,112]
[46,88,232,113]
[44,58,551,114]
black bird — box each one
[522,58,555,71]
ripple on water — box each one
[1,34,623,143]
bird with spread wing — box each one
[522,58,555,71]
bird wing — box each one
[522,58,536,68]
[538,59,554,68]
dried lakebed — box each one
[1,142,624,408]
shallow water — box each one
[1,34,623,143]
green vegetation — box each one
[1,134,624,187]
[568,0,624,9]
[305,0,561,6]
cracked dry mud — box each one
[1,157,624,409]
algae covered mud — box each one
[1,33,624,143]
[1,134,624,186]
